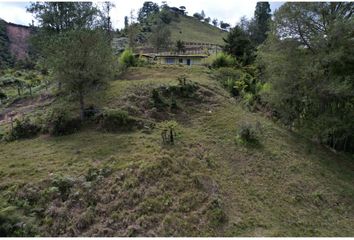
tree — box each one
[258,2,354,152]
[124,16,129,29]
[27,2,100,34]
[159,8,173,24]
[101,1,116,37]
[127,10,139,49]
[127,23,139,49]
[193,13,204,21]
[223,25,255,65]
[220,21,231,30]
[46,30,114,120]
[250,2,271,44]
[175,40,186,53]
[201,10,206,19]
[150,21,171,52]
[138,1,159,23]
[212,18,218,27]
[239,16,250,32]
[28,2,102,90]
[204,17,211,24]
[179,6,186,15]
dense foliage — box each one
[44,108,81,136]
[4,118,40,141]
[223,26,255,66]
[45,29,114,120]
[27,2,101,34]
[258,2,354,152]
[98,108,137,132]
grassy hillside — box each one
[168,15,227,45]
[0,66,353,236]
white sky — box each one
[0,1,283,29]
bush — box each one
[45,108,81,136]
[235,122,261,145]
[98,108,136,132]
[83,105,99,119]
[0,206,36,236]
[214,67,242,96]
[214,67,260,103]
[176,75,198,97]
[51,175,75,200]
[151,88,167,108]
[158,120,179,145]
[207,198,226,227]
[211,53,236,68]
[160,75,199,99]
[119,49,136,69]
[4,118,40,141]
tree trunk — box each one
[79,92,85,121]
[169,128,174,144]
[29,87,32,96]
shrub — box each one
[0,206,36,236]
[85,167,112,182]
[0,91,7,104]
[45,108,81,136]
[136,55,149,67]
[151,88,166,108]
[235,122,261,145]
[214,67,242,96]
[242,92,256,110]
[170,95,178,111]
[119,49,136,69]
[214,67,260,103]
[176,75,198,97]
[83,105,99,119]
[160,75,198,99]
[51,175,75,200]
[207,198,226,227]
[4,118,40,141]
[211,52,236,68]
[98,108,136,132]
[158,120,179,145]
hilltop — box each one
[0,66,353,236]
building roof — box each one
[154,53,208,58]
[135,52,208,59]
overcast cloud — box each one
[0,1,282,29]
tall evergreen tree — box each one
[223,25,255,65]
[45,29,114,120]
[250,2,271,44]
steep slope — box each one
[168,15,227,45]
[0,66,353,236]
[0,19,31,61]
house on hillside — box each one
[155,54,207,66]
[138,53,208,66]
